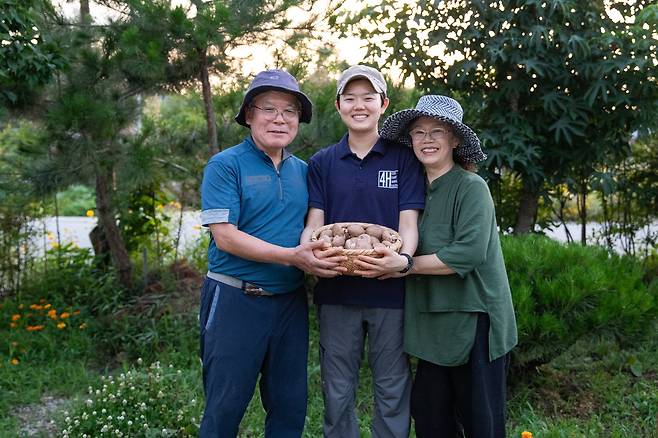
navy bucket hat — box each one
[235,69,313,128]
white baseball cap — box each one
[336,65,387,98]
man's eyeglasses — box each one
[409,127,452,142]
[251,105,300,122]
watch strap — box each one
[399,253,413,273]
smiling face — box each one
[409,117,460,175]
[245,90,300,157]
[336,79,389,135]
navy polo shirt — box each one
[200,137,308,294]
[308,134,425,308]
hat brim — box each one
[380,109,487,164]
[235,85,313,127]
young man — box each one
[199,69,344,438]
[301,65,426,438]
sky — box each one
[54,1,383,81]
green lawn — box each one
[1,301,656,437]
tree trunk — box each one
[95,170,132,289]
[514,179,539,234]
[577,189,587,246]
[199,49,219,156]
[80,0,90,23]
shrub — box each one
[57,360,202,437]
[503,235,657,373]
[21,244,127,315]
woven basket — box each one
[311,222,403,276]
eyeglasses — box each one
[251,105,300,122]
[409,127,452,142]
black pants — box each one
[411,313,509,438]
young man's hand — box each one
[353,247,408,279]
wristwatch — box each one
[398,253,414,274]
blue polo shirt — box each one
[200,137,308,294]
[308,134,425,308]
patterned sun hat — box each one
[380,95,486,163]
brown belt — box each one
[206,271,274,297]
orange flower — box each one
[10,322,17,329]
[60,312,70,319]
[521,432,533,438]
[44,303,51,309]
[29,304,43,310]
[11,314,21,321]
[47,309,57,319]
[26,325,45,332]
[10,358,19,365]
[73,310,81,315]
[39,298,45,303]
[57,322,66,329]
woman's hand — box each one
[352,247,408,278]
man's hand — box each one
[290,240,347,278]
[353,247,408,279]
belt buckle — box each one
[243,283,273,297]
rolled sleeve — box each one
[436,180,494,277]
[201,208,229,226]
[201,157,241,226]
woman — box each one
[355,95,517,438]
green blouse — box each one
[404,165,518,366]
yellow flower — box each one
[18,304,24,309]
[10,358,19,365]
[157,204,164,211]
[192,224,201,230]
[10,322,17,329]
[57,322,66,329]
[44,303,51,309]
[60,312,70,319]
[521,432,533,438]
[86,209,95,217]
[51,242,59,248]
[11,314,20,321]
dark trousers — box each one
[199,277,309,438]
[411,313,509,438]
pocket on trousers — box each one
[204,285,221,331]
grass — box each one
[1,295,656,437]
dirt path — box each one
[13,395,67,437]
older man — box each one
[199,69,344,437]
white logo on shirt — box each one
[378,170,398,189]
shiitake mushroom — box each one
[347,224,366,237]
[365,225,384,240]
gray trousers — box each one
[318,304,411,438]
